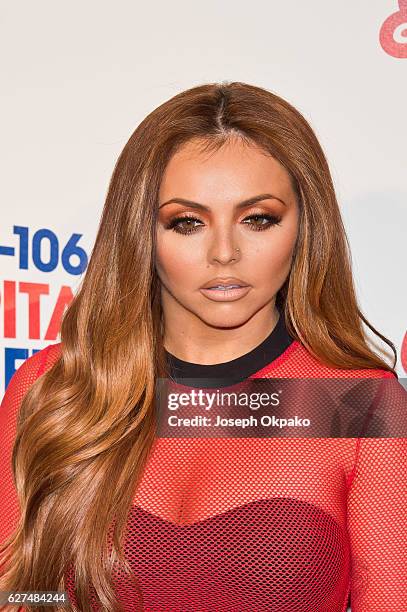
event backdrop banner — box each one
[1,0,406,394]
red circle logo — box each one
[380,1,407,57]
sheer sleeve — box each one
[346,376,407,610]
[0,347,50,574]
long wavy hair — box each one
[0,81,397,611]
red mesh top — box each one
[0,334,406,612]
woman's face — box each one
[155,137,299,333]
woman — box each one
[0,81,405,612]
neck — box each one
[163,304,281,366]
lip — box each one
[199,286,252,302]
[200,277,249,289]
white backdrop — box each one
[1,0,406,394]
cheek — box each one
[156,236,203,284]
[249,229,297,284]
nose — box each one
[208,231,241,265]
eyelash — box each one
[165,213,282,235]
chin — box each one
[196,309,255,329]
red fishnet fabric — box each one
[0,341,405,611]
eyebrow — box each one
[158,193,287,211]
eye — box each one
[165,215,204,235]
[242,214,282,231]
[164,213,282,235]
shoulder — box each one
[0,342,62,420]
[10,342,62,385]
[270,341,396,379]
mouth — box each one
[199,285,252,302]
[205,284,247,290]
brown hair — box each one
[0,81,397,611]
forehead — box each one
[159,138,296,204]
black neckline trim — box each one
[165,309,294,384]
